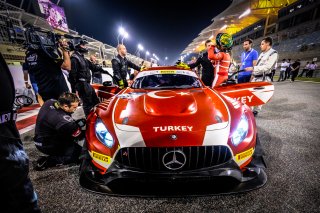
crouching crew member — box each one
[208,33,233,88]
[245,36,278,116]
[33,93,84,171]
[112,44,141,89]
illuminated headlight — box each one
[95,118,114,148]
[231,114,249,146]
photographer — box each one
[26,38,71,101]
[33,93,84,171]
[0,53,41,212]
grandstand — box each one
[182,0,320,68]
[0,0,144,65]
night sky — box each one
[60,0,232,64]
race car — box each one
[80,66,274,195]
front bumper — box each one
[79,154,267,196]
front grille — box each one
[114,146,232,172]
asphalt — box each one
[22,80,320,213]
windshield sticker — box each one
[137,70,197,78]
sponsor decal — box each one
[137,70,197,78]
[233,95,254,104]
[72,128,81,137]
[235,148,254,163]
[153,126,193,132]
[160,70,176,74]
[0,112,16,124]
[92,151,111,164]
[63,115,73,122]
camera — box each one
[24,27,81,60]
[8,23,82,60]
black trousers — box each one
[291,70,299,81]
[0,137,41,213]
[201,74,214,87]
[39,78,70,102]
[75,82,100,116]
[35,136,82,166]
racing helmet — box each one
[216,33,233,49]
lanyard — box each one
[242,49,253,63]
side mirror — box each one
[103,81,112,87]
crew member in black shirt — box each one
[188,39,215,87]
[33,93,84,170]
[90,55,103,84]
[0,53,41,212]
[290,59,301,82]
[69,39,100,116]
[26,39,71,101]
[112,44,141,88]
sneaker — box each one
[34,156,48,171]
[253,111,259,117]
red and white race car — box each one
[80,66,274,195]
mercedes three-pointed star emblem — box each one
[162,150,186,170]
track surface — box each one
[23,81,320,212]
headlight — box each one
[231,114,249,146]
[95,118,114,148]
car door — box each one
[214,82,274,107]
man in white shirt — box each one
[245,37,278,116]
[278,59,289,81]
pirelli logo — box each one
[160,70,176,74]
[235,148,254,163]
[92,151,111,164]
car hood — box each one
[108,88,230,147]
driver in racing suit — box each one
[208,33,233,88]
[245,36,278,116]
[33,92,84,170]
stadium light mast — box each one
[239,9,251,19]
[121,31,129,44]
[220,24,227,31]
[117,27,128,45]
[136,43,144,57]
[145,51,150,60]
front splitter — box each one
[79,163,267,197]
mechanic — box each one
[33,92,84,171]
[188,40,215,86]
[112,44,141,89]
[0,53,41,212]
[208,33,233,88]
[245,36,278,116]
[238,38,258,83]
[26,39,71,101]
[69,38,100,117]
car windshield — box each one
[131,72,202,89]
